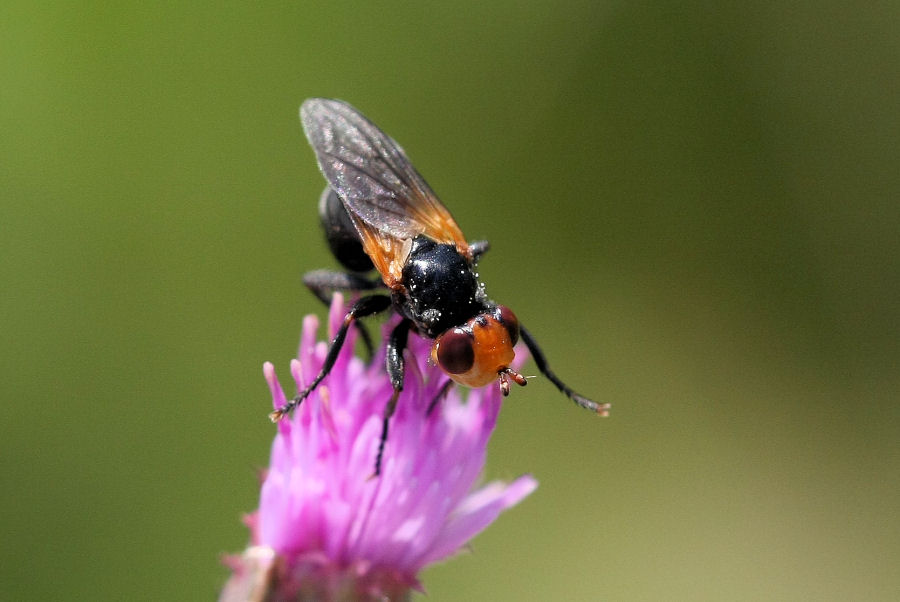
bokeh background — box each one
[2,2,898,600]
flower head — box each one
[221,295,537,601]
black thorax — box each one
[395,236,486,338]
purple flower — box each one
[221,295,537,601]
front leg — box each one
[426,379,454,416]
[372,318,412,477]
[519,325,611,416]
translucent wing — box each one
[300,98,469,285]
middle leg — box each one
[372,318,412,477]
[303,269,384,358]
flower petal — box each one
[245,298,537,587]
[421,475,538,565]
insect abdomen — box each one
[318,187,374,273]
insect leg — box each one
[303,270,384,358]
[269,294,392,422]
[426,379,454,416]
[519,325,611,416]
[372,318,412,477]
[303,269,383,305]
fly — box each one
[270,98,610,476]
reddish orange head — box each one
[431,305,527,393]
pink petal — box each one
[421,475,538,564]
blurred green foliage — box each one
[2,1,898,600]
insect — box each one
[270,98,610,476]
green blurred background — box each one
[2,1,898,600]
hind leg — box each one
[303,270,384,358]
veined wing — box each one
[300,98,469,285]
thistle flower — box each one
[221,295,537,602]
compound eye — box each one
[496,305,520,346]
[436,329,475,375]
